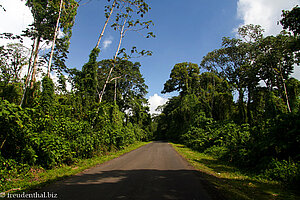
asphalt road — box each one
[40,141,213,200]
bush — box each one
[0,98,151,171]
[0,153,30,190]
[180,127,208,151]
[264,159,300,185]
[204,145,229,158]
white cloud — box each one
[0,1,68,89]
[102,36,113,49]
[49,72,72,92]
[292,66,300,80]
[0,0,33,47]
[237,0,299,36]
[148,94,168,115]
[0,0,54,50]
[58,29,65,39]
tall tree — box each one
[255,34,297,112]
[201,38,249,123]
[95,0,116,49]
[79,0,153,105]
[25,0,57,87]
[0,43,29,84]
[47,0,64,77]
[20,0,78,107]
[97,59,148,112]
[280,5,300,36]
[47,0,79,74]
[201,25,264,123]
[162,62,200,95]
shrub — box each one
[264,159,300,185]
[204,145,229,158]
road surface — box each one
[40,142,213,200]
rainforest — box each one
[0,1,299,199]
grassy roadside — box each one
[171,143,299,200]
[1,141,150,194]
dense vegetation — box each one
[155,6,300,186]
[1,0,299,196]
[0,0,154,191]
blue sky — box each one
[65,0,299,113]
[0,0,299,113]
[66,0,241,98]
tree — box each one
[57,74,67,94]
[280,5,300,36]
[20,0,78,107]
[0,43,29,84]
[97,59,148,112]
[25,0,78,80]
[95,0,116,49]
[25,0,58,87]
[81,48,100,101]
[201,38,250,123]
[159,62,234,140]
[201,25,264,123]
[162,62,200,95]
[46,0,79,75]
[280,6,300,76]
[40,76,55,114]
[197,72,233,120]
[47,0,64,77]
[286,77,300,112]
[255,34,297,112]
[98,0,154,103]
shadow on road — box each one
[41,169,211,200]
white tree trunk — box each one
[99,19,127,103]
[47,0,63,77]
[30,36,41,88]
[281,72,292,112]
[20,38,36,106]
[95,0,116,48]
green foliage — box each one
[157,13,300,186]
[82,48,100,98]
[0,43,28,85]
[162,62,199,95]
[50,0,79,73]
[0,58,152,171]
[0,0,154,194]
[280,5,300,36]
[286,78,300,112]
[40,76,55,114]
[0,82,23,104]
[97,59,148,111]
[264,159,300,184]
[0,153,31,190]
[0,100,151,169]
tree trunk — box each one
[211,75,215,118]
[30,36,41,89]
[93,0,115,101]
[114,79,117,102]
[247,87,252,124]
[20,38,36,106]
[99,19,127,103]
[47,0,63,77]
[238,89,247,123]
[95,0,116,48]
[0,134,8,151]
[281,72,291,112]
